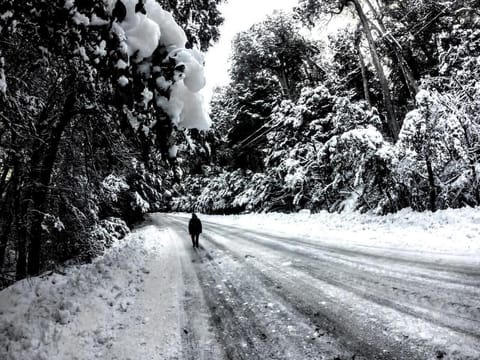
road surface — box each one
[149,213,480,360]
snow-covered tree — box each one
[395,88,479,211]
[173,0,479,218]
[296,0,401,139]
[231,11,317,101]
[0,0,223,281]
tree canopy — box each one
[173,0,480,218]
[0,0,224,284]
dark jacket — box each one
[188,214,202,235]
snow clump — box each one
[113,0,161,59]
[106,0,210,131]
[64,0,211,131]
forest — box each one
[173,0,480,216]
[1,0,479,286]
[0,0,223,285]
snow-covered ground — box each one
[1,207,479,359]
[0,223,222,360]
[175,206,480,258]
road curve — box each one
[154,214,480,360]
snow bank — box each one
[0,226,162,360]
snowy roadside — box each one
[1,207,479,360]
[172,206,480,260]
[0,224,186,360]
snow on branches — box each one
[63,0,211,132]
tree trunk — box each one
[364,0,418,101]
[26,89,76,277]
[459,121,480,204]
[15,174,28,280]
[425,153,437,212]
[0,165,9,196]
[277,68,293,100]
[15,239,27,280]
[0,184,14,270]
[0,222,9,270]
[0,160,20,273]
[354,27,372,108]
[350,0,400,140]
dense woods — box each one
[172,0,480,215]
[0,0,223,285]
[1,0,479,286]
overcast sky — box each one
[202,0,299,103]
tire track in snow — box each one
[164,216,358,359]
[153,216,225,360]
[192,245,354,359]
[195,224,407,360]
[200,219,480,282]
[202,220,480,320]
[176,216,480,359]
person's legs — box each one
[195,234,200,248]
[190,234,195,248]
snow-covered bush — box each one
[264,95,386,213]
[88,217,130,257]
[102,174,130,203]
[170,174,208,212]
[194,170,248,214]
[316,126,396,212]
[233,172,268,211]
[173,169,291,214]
[395,89,479,211]
[325,97,383,137]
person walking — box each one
[188,213,202,249]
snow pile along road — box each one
[0,224,209,360]
[0,228,151,360]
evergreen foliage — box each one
[1,0,479,286]
[173,1,480,217]
[0,0,223,285]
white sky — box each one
[202,0,299,103]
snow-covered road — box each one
[162,213,480,360]
[1,210,480,359]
